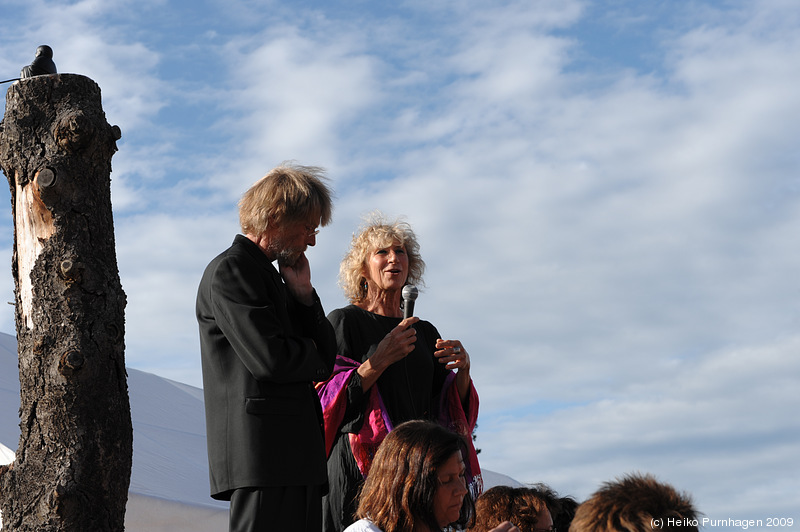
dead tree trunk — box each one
[0,74,131,531]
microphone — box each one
[401,285,419,319]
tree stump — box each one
[0,74,131,531]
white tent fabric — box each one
[0,441,15,529]
[0,332,519,529]
[0,332,228,530]
[0,441,13,465]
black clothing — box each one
[322,305,449,532]
[229,485,322,532]
[196,235,336,511]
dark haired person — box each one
[528,483,578,532]
[344,420,474,532]
[471,485,553,532]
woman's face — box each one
[433,451,468,528]
[363,240,409,293]
[534,506,554,532]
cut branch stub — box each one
[58,350,85,376]
[37,167,57,188]
[53,110,94,153]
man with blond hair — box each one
[197,163,336,531]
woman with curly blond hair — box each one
[316,213,481,532]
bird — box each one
[20,45,57,79]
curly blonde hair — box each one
[339,212,425,304]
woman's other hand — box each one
[435,339,472,404]
[434,339,470,372]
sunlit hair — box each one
[339,212,425,303]
[355,420,475,532]
[238,162,333,236]
[569,473,699,532]
[471,485,549,532]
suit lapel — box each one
[235,235,293,330]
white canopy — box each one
[0,332,228,530]
[0,441,14,528]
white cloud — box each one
[475,334,800,518]
[216,24,382,185]
[114,211,239,383]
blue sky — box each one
[1,0,799,528]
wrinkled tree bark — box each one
[0,74,131,531]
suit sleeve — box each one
[207,252,335,383]
[288,290,337,377]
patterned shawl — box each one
[316,355,483,499]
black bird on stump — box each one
[20,45,57,79]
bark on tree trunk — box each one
[0,74,132,531]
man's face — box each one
[270,221,319,266]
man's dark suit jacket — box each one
[196,234,337,501]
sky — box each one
[1,0,799,529]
